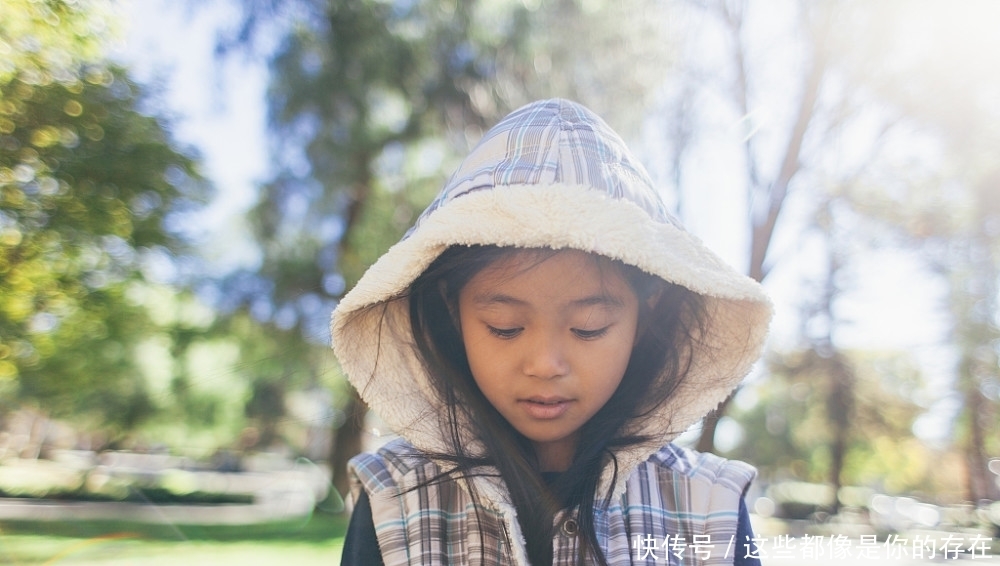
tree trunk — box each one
[695,0,827,453]
[960,350,998,503]
[327,152,374,504]
[826,354,854,514]
[329,389,367,501]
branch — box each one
[748,6,829,282]
[721,0,762,191]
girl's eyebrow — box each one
[471,292,528,307]
[570,294,625,309]
[471,292,625,309]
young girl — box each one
[333,99,772,565]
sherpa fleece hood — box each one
[331,98,772,499]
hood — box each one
[331,98,772,500]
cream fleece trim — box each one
[332,183,772,501]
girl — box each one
[333,99,772,565]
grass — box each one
[0,509,348,565]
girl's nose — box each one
[523,333,570,379]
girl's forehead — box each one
[479,248,615,278]
[465,248,634,301]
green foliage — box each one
[0,0,209,431]
[0,0,114,80]
[728,349,946,495]
[0,507,347,543]
[210,0,677,480]
[231,0,675,321]
[243,0,509,306]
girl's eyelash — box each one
[573,326,610,340]
[486,325,611,339]
[487,326,522,339]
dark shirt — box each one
[341,488,383,566]
[341,488,762,565]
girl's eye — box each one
[487,326,522,339]
[572,326,610,340]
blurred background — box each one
[1,0,998,563]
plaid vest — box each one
[349,439,755,566]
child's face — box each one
[457,249,640,472]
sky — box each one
[111,0,970,443]
[115,0,268,275]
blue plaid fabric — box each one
[406,99,683,238]
[350,438,755,566]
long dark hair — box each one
[406,244,707,566]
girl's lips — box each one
[518,397,572,420]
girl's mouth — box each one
[519,397,572,419]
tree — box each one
[850,153,1000,504]
[660,2,996,479]
[648,0,838,452]
[831,1,1000,503]
[0,0,208,436]
[730,346,955,500]
[216,0,678,496]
